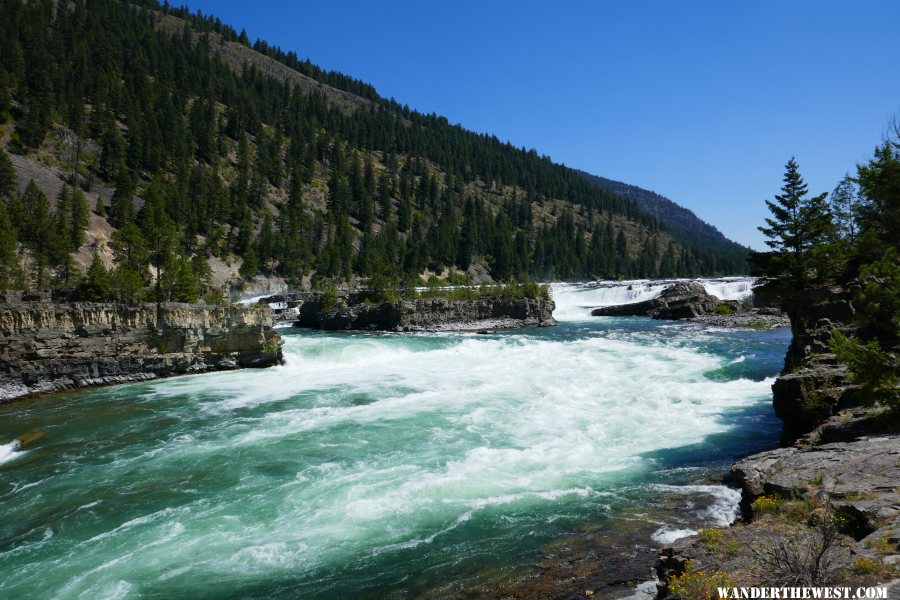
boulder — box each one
[591,298,659,317]
[732,434,900,533]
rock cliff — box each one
[654,279,899,595]
[292,296,556,331]
[0,295,282,403]
[768,281,861,442]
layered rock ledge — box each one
[0,296,282,403]
[654,280,899,595]
[287,295,556,332]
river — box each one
[0,279,789,599]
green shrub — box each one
[864,531,893,554]
[751,495,782,515]
[320,284,338,313]
[851,556,882,575]
[699,528,723,551]
[830,331,899,412]
[714,304,734,315]
[360,273,401,303]
[669,561,733,600]
[446,269,473,286]
[203,289,226,305]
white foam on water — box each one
[0,439,22,465]
[622,579,661,600]
[648,483,743,549]
[650,484,743,527]
[651,527,698,545]
[0,297,779,598]
[701,278,755,302]
[234,294,275,306]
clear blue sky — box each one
[181,0,900,249]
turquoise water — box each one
[0,283,789,599]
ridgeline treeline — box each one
[0,0,749,302]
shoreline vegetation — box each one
[653,136,900,597]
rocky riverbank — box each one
[654,280,899,596]
[260,292,557,332]
[0,292,282,403]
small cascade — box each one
[700,278,755,302]
[551,277,756,321]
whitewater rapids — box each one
[0,279,786,599]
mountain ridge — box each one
[579,171,749,252]
[0,0,749,302]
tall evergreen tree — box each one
[753,158,832,288]
[0,200,22,289]
[21,180,55,287]
[110,223,150,302]
[0,148,16,198]
[80,251,111,301]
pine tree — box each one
[140,179,180,302]
[856,142,900,257]
[239,245,259,280]
[70,186,90,248]
[0,148,16,198]
[0,199,22,289]
[830,175,860,242]
[110,223,150,302]
[80,251,111,301]
[53,186,76,286]
[109,166,135,227]
[21,180,55,287]
[170,254,200,302]
[754,158,833,288]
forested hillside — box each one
[579,171,750,259]
[0,0,749,302]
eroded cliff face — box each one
[770,282,862,442]
[295,297,556,331]
[653,282,900,595]
[0,298,282,403]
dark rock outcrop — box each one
[769,282,861,442]
[294,296,556,332]
[0,300,282,403]
[591,297,661,317]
